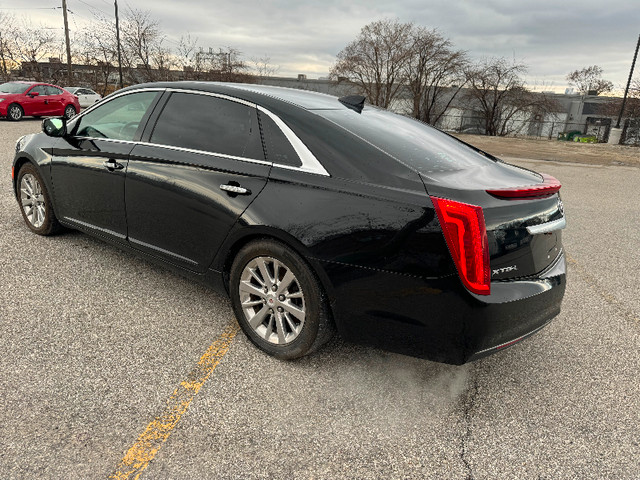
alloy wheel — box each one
[238,256,306,345]
[9,105,22,120]
[20,174,46,228]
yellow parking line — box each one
[109,322,240,480]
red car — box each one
[0,81,81,121]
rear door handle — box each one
[220,184,251,195]
[103,159,124,171]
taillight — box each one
[486,173,561,199]
[431,196,490,295]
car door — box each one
[125,91,271,272]
[45,85,65,114]
[50,90,162,242]
[22,85,48,116]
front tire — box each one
[7,103,23,121]
[16,163,62,236]
[230,239,334,359]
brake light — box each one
[486,174,561,199]
[431,196,490,295]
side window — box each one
[29,85,47,96]
[45,86,63,95]
[74,91,158,141]
[258,111,302,167]
[150,92,265,160]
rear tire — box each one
[7,103,23,121]
[230,239,334,359]
[64,104,77,119]
[16,163,62,236]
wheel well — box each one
[221,233,334,300]
[12,157,32,193]
[221,234,279,291]
[221,232,338,331]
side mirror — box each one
[29,91,40,97]
[42,117,67,137]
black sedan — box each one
[12,82,566,364]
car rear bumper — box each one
[319,251,566,365]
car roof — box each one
[124,81,347,111]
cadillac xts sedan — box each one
[12,82,566,364]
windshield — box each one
[0,82,30,94]
[316,107,496,175]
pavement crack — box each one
[460,373,478,480]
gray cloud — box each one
[24,0,640,88]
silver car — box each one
[64,87,102,108]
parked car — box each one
[64,87,102,108]
[0,81,80,121]
[12,82,566,364]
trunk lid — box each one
[422,161,565,282]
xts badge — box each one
[492,265,518,276]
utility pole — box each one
[616,34,640,129]
[61,0,73,85]
[114,0,124,89]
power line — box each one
[73,0,111,17]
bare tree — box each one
[121,8,171,82]
[330,19,413,108]
[12,18,57,81]
[176,33,201,79]
[0,12,19,81]
[250,55,280,78]
[566,65,614,95]
[76,19,119,95]
[465,57,559,136]
[403,27,467,125]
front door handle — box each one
[220,184,251,195]
[103,159,124,171]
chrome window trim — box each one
[526,216,566,235]
[256,105,329,176]
[72,137,138,146]
[136,141,272,166]
[69,86,330,177]
[68,87,166,124]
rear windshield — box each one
[0,82,30,94]
[316,107,495,174]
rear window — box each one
[0,82,30,94]
[316,107,495,174]
[45,86,63,95]
[150,92,265,160]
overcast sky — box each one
[10,0,640,92]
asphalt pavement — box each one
[1,119,638,479]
